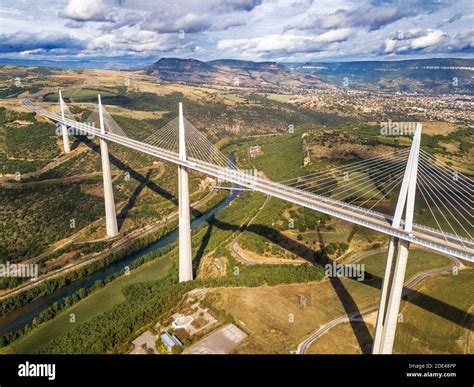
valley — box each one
[0,60,472,355]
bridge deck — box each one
[22,97,473,262]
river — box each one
[0,153,240,336]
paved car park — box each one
[130,331,157,354]
[183,324,247,354]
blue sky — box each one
[0,0,473,66]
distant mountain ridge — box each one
[0,57,140,70]
[208,59,287,72]
[287,58,474,94]
[148,57,286,73]
[147,57,474,93]
[1,56,472,94]
[146,57,321,88]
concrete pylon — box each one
[58,90,71,153]
[98,95,118,238]
[178,102,193,282]
[372,123,422,354]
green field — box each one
[362,249,454,280]
[11,255,173,354]
[320,249,456,326]
[265,93,297,103]
[44,87,118,103]
[305,250,463,354]
[231,129,305,181]
[394,270,473,354]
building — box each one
[172,314,194,329]
[249,145,261,158]
[199,176,216,189]
[160,332,183,353]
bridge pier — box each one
[372,123,421,354]
[58,90,71,153]
[98,95,118,238]
[178,103,193,282]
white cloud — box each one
[383,39,397,54]
[315,29,356,43]
[217,28,355,57]
[0,0,472,62]
[294,0,448,32]
[145,12,212,33]
[62,0,109,22]
[380,28,473,55]
[87,27,174,53]
[410,30,444,49]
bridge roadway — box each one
[22,98,473,262]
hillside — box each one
[146,57,323,89]
[145,57,474,94]
[288,58,474,94]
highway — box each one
[22,97,473,262]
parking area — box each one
[130,331,157,354]
[183,324,247,354]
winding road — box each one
[296,249,463,354]
[230,194,271,265]
[226,197,465,354]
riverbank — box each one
[10,253,174,354]
[0,187,221,302]
[3,181,240,354]
[0,188,228,337]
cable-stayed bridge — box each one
[21,93,473,354]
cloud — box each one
[447,13,463,24]
[0,0,471,63]
[410,30,444,49]
[81,26,203,58]
[436,12,463,28]
[0,31,85,54]
[213,0,262,12]
[381,28,473,55]
[315,29,357,43]
[60,0,259,34]
[144,12,212,33]
[293,0,448,32]
[217,28,355,57]
[61,0,110,22]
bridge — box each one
[22,92,473,354]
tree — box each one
[339,242,349,251]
